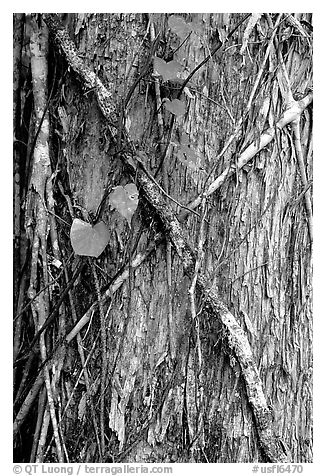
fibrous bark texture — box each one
[14,13,312,464]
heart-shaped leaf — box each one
[70,219,110,258]
[188,18,205,36]
[109,183,139,226]
[168,15,192,38]
[153,57,183,82]
[164,98,186,117]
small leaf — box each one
[177,144,199,170]
[70,219,110,258]
[180,132,190,147]
[153,57,183,82]
[109,183,139,226]
[164,98,186,117]
[188,18,205,36]
[168,15,192,38]
[240,14,262,55]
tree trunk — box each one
[13,13,312,463]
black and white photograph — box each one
[12,11,314,469]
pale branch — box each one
[182,14,311,220]
[30,16,64,463]
[14,341,76,437]
[40,349,64,462]
[44,14,287,462]
[36,408,51,461]
[16,257,84,360]
[36,409,51,461]
[13,373,44,438]
[44,336,102,463]
[63,261,103,458]
[32,388,48,462]
[285,14,312,46]
[275,44,313,242]
[240,14,263,55]
[191,14,283,219]
[182,92,313,217]
[66,246,154,342]
[14,17,65,453]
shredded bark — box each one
[40,13,305,463]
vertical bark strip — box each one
[13,13,25,372]
[13,14,24,281]
[27,15,63,463]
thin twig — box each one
[40,338,64,462]
[35,407,50,462]
[274,36,312,242]
[292,119,313,241]
[62,254,102,458]
[180,91,312,218]
[90,259,107,460]
[177,13,251,98]
[189,197,207,370]
[13,373,44,438]
[14,253,74,322]
[201,14,283,195]
[132,154,202,218]
[187,196,207,453]
[66,244,157,342]
[46,334,101,463]
[61,334,100,418]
